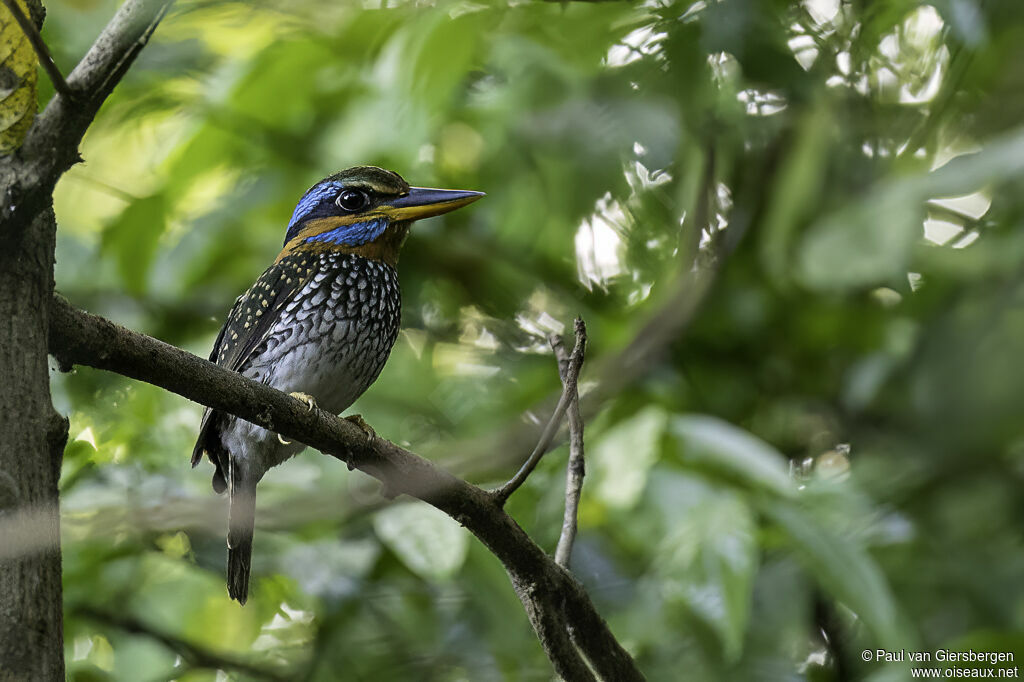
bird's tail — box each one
[227,460,257,605]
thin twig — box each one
[0,0,72,98]
[553,319,586,568]
[492,320,587,506]
[76,0,172,109]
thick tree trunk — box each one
[0,206,67,681]
[0,0,67,674]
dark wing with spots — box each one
[189,293,243,489]
[190,254,319,491]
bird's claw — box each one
[278,392,318,445]
[344,414,376,442]
[289,392,318,412]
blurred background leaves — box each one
[39,0,1024,679]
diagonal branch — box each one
[0,0,71,97]
[59,0,172,112]
[47,295,644,682]
[492,322,587,505]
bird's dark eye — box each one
[336,189,369,212]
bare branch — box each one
[553,318,587,569]
[493,322,587,505]
[0,0,71,97]
[47,296,643,682]
[60,0,172,110]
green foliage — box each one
[0,0,37,154]
[41,0,1024,679]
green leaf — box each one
[798,185,925,291]
[760,100,836,284]
[926,126,1024,197]
[590,406,667,508]
[667,415,795,498]
[101,194,168,296]
[401,9,489,113]
[374,501,468,581]
[281,538,381,599]
[799,125,1024,291]
[0,0,37,155]
[761,499,910,647]
[655,483,757,662]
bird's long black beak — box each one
[380,187,485,222]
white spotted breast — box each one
[213,250,401,474]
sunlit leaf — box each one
[590,406,667,508]
[656,483,757,662]
[667,415,795,498]
[374,501,468,581]
[0,0,36,155]
[100,194,167,295]
[799,125,1024,291]
[760,101,834,284]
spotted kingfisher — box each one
[191,166,483,604]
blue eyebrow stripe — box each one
[305,218,388,246]
[288,182,340,231]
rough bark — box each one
[0,206,67,681]
[0,1,68,676]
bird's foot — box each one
[277,392,319,445]
[289,392,318,411]
[344,414,376,442]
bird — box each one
[191,166,483,604]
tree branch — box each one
[553,319,586,569]
[1,0,174,241]
[48,295,643,682]
[492,322,587,506]
[0,0,71,97]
